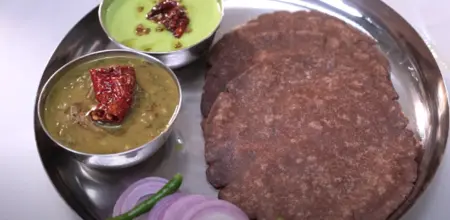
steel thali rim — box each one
[33,0,448,219]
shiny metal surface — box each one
[37,50,182,169]
[98,0,224,69]
[33,0,448,219]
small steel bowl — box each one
[98,0,224,69]
[37,49,182,169]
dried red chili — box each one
[89,65,136,124]
[146,0,190,38]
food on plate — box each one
[201,11,327,116]
[147,193,186,219]
[109,173,183,220]
[89,65,136,124]
[146,0,190,38]
[181,200,249,220]
[111,174,248,220]
[113,177,173,217]
[202,11,421,220]
[103,0,222,52]
[161,195,211,220]
[43,57,179,154]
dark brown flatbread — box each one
[202,29,325,117]
[204,52,419,219]
[201,10,378,117]
[202,10,321,117]
[203,11,420,220]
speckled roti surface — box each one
[201,11,328,117]
[202,11,421,220]
[201,10,384,117]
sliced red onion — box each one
[147,192,186,220]
[181,200,249,220]
[138,177,169,184]
[162,194,211,220]
[121,182,166,213]
[113,177,169,217]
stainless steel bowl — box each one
[98,0,224,69]
[37,49,182,169]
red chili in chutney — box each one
[146,0,190,38]
[89,65,136,124]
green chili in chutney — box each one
[43,57,179,154]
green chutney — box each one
[104,0,222,52]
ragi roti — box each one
[204,52,420,219]
[201,10,380,117]
[202,11,421,220]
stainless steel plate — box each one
[33,0,449,219]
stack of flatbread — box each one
[201,11,421,220]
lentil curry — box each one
[43,57,179,154]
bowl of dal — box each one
[37,49,182,169]
[99,0,224,69]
